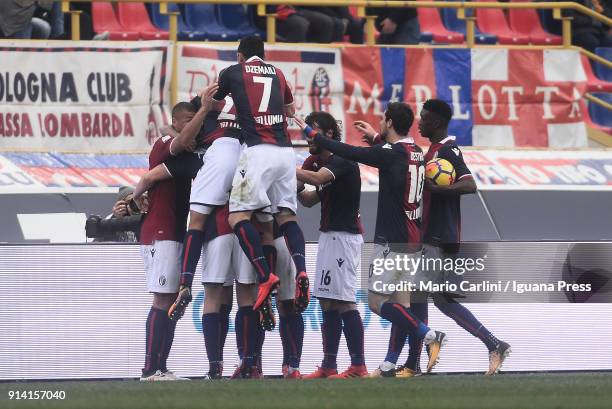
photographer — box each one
[87,186,146,243]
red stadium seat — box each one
[581,55,612,93]
[417,8,464,44]
[476,1,530,45]
[116,2,169,40]
[91,3,139,40]
[508,0,562,45]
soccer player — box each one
[136,156,255,379]
[296,112,367,379]
[212,36,310,323]
[269,222,304,379]
[137,101,205,381]
[295,102,447,375]
[133,93,259,378]
[199,204,263,379]
[166,85,244,323]
[365,99,511,376]
[418,99,510,375]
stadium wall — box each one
[1,243,611,380]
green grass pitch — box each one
[2,372,611,409]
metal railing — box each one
[56,1,612,114]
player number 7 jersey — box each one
[213,56,294,148]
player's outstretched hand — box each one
[200,83,220,112]
[354,120,377,144]
[293,116,307,130]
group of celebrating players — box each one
[131,36,511,381]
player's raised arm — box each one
[309,130,390,169]
[174,83,219,152]
[133,163,172,200]
[296,167,334,187]
[354,120,381,146]
[212,67,231,102]
[279,69,295,118]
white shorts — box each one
[274,236,296,301]
[190,137,241,214]
[140,240,182,293]
[314,231,363,302]
[200,234,257,285]
[368,243,422,295]
[229,144,298,214]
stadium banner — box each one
[465,149,612,188]
[177,43,344,143]
[0,151,147,191]
[342,48,588,148]
[0,41,171,152]
[1,243,611,380]
[1,149,611,193]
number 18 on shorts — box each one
[314,231,363,303]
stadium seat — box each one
[147,3,206,41]
[91,3,139,40]
[508,0,562,45]
[475,1,530,45]
[594,48,612,82]
[581,55,612,93]
[419,32,434,43]
[218,5,262,38]
[183,4,241,41]
[588,93,612,131]
[116,2,169,40]
[441,7,497,44]
[417,8,464,44]
[583,100,612,135]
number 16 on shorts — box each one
[320,270,332,287]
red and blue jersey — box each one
[422,136,473,250]
[213,56,294,147]
[302,154,363,235]
[312,131,424,250]
[203,204,283,241]
[190,95,241,149]
[203,204,233,242]
[140,136,201,245]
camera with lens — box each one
[85,213,144,241]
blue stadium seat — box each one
[183,4,241,41]
[589,93,612,128]
[217,5,262,38]
[594,48,612,82]
[419,32,434,43]
[246,6,267,40]
[147,3,206,41]
[442,7,497,44]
